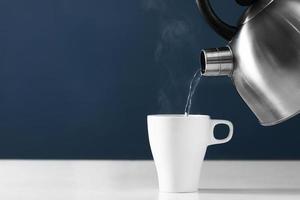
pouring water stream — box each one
[184,69,202,116]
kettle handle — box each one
[196,0,255,41]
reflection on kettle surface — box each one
[158,192,201,200]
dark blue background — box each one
[0,0,299,159]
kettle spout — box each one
[200,46,233,76]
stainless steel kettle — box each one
[197,0,300,126]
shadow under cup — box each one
[147,114,233,193]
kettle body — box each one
[198,0,300,126]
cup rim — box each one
[147,114,210,119]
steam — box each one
[158,89,171,113]
[142,0,167,13]
[155,20,193,62]
[143,0,198,113]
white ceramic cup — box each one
[147,114,233,193]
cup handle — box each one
[209,120,234,145]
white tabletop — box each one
[0,160,300,200]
